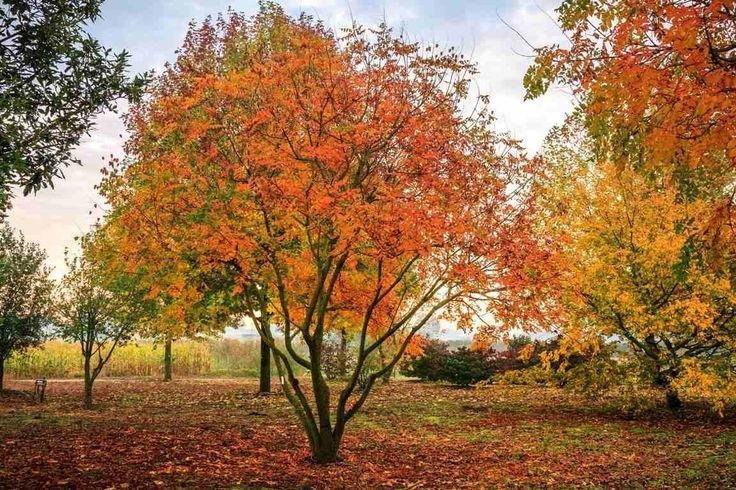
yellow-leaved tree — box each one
[539,117,736,412]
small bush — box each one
[402,335,586,387]
[402,341,495,386]
[401,339,450,381]
[441,347,494,386]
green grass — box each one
[0,411,83,429]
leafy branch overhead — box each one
[0,0,149,214]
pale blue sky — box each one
[8,1,572,326]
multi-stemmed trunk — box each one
[163,335,173,382]
[80,335,121,409]
[244,256,450,464]
[259,338,271,393]
[307,342,340,463]
[312,427,340,464]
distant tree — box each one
[0,225,52,389]
[54,236,151,408]
[0,0,148,213]
[89,215,257,386]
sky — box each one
[7,0,573,338]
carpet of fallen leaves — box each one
[1,378,734,489]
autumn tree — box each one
[102,6,550,462]
[526,0,736,411]
[0,225,52,390]
[0,0,148,214]
[54,234,153,408]
[525,0,736,246]
[538,117,736,410]
[525,0,736,160]
[89,218,244,385]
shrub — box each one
[402,341,496,386]
[441,347,494,386]
[488,335,560,374]
[402,335,599,387]
[401,339,450,381]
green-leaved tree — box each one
[0,225,52,389]
[0,0,148,213]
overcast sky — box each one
[7,0,572,287]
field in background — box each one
[6,338,272,379]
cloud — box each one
[7,111,124,278]
[471,0,572,152]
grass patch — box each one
[0,411,82,430]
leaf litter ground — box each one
[1,378,734,488]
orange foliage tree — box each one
[526,0,736,244]
[101,5,551,462]
[526,0,736,170]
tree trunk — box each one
[655,368,682,410]
[338,328,347,378]
[666,388,683,410]
[83,355,93,409]
[84,380,93,408]
[163,336,173,382]
[259,337,271,393]
[312,431,339,463]
[381,365,393,384]
[0,354,4,391]
[308,341,339,463]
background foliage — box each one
[4,338,295,379]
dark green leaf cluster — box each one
[0,0,149,213]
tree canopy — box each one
[100,4,552,462]
[537,116,736,411]
[0,0,148,214]
[0,224,52,389]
